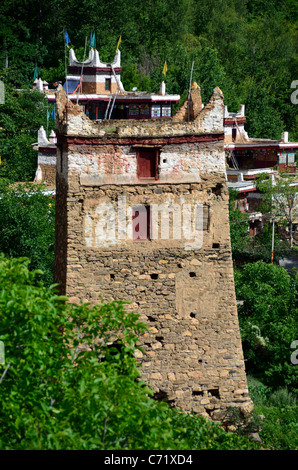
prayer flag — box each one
[64,30,71,46]
[162,60,167,76]
[90,32,96,48]
[116,35,121,52]
[33,63,38,80]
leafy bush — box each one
[256,405,298,450]
[0,255,259,450]
[0,86,50,182]
[0,180,55,286]
[248,377,298,450]
[235,261,298,392]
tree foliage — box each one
[0,0,297,143]
[0,180,55,286]
[228,189,251,258]
[235,261,298,392]
[228,188,291,263]
[0,85,50,181]
[256,173,298,247]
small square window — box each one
[105,78,111,91]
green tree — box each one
[249,222,290,264]
[0,180,55,286]
[235,261,298,392]
[256,173,298,248]
[0,84,49,182]
[228,189,251,259]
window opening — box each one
[137,148,159,179]
[105,78,111,91]
[132,205,151,241]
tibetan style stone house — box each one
[54,83,253,422]
[46,47,180,121]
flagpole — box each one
[64,28,69,100]
[77,36,87,105]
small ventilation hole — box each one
[150,273,159,279]
[192,390,203,397]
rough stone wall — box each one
[54,86,253,422]
[37,163,56,185]
[82,80,118,95]
[172,83,203,122]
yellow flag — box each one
[116,35,122,52]
[162,60,167,76]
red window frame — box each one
[137,148,159,179]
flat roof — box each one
[47,92,180,103]
[225,138,298,150]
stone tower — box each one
[54,84,253,422]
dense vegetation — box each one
[0,180,55,286]
[0,255,260,450]
[0,86,50,182]
[0,0,298,451]
[1,0,297,137]
[235,261,298,392]
[0,0,297,181]
[229,192,298,450]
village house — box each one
[34,45,180,184]
[45,47,180,121]
[224,104,298,238]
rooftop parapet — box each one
[69,47,121,70]
[55,84,225,139]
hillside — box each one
[0,0,297,142]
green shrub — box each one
[0,255,259,450]
[247,376,298,450]
[235,261,298,392]
[254,404,298,450]
[0,180,55,286]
